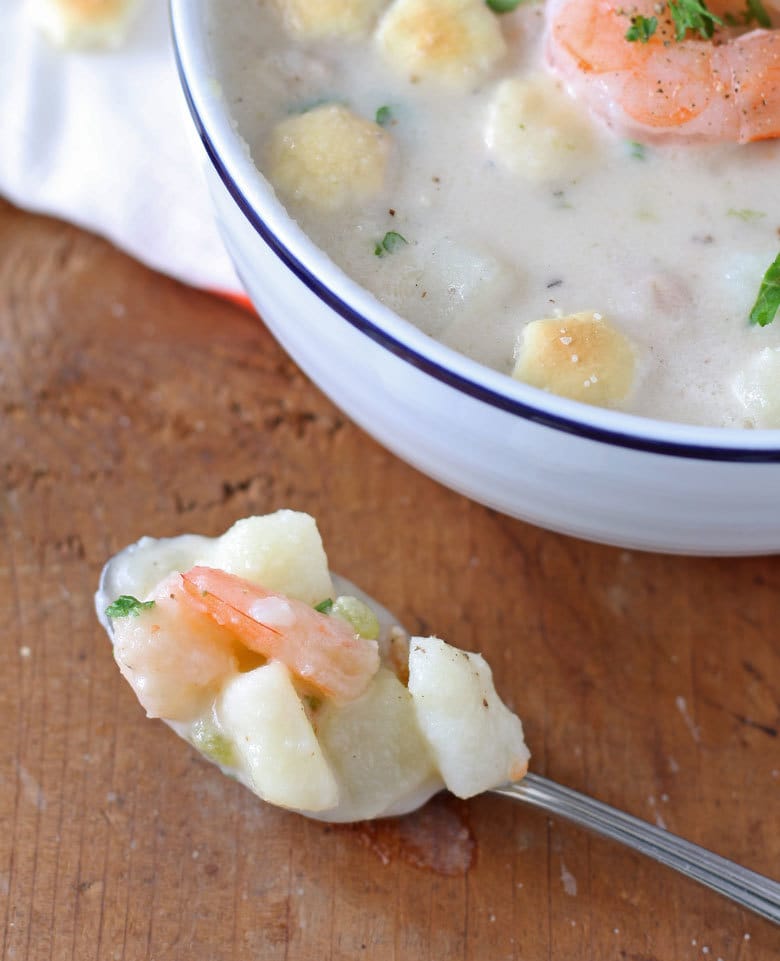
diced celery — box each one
[190,717,237,767]
[331,595,380,640]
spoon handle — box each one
[493,773,780,925]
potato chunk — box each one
[211,511,334,606]
[267,105,391,211]
[485,75,596,182]
[218,663,339,812]
[270,0,388,38]
[376,0,506,88]
[317,667,441,820]
[732,346,780,428]
[408,637,529,798]
[513,311,636,408]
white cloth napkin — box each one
[0,0,241,295]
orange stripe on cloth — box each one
[214,289,256,313]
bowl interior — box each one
[169,0,780,462]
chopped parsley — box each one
[741,0,771,26]
[629,140,648,160]
[289,97,335,114]
[314,598,334,614]
[486,0,524,11]
[625,15,658,42]
[749,254,780,328]
[624,0,724,41]
[374,231,408,256]
[668,0,723,40]
[105,595,155,619]
[375,105,393,126]
[728,208,766,222]
[723,0,772,29]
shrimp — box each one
[110,568,380,721]
[178,566,380,703]
[111,573,239,722]
[545,0,780,143]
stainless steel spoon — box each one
[493,774,780,924]
[360,583,780,925]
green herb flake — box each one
[105,595,155,619]
[744,0,771,27]
[749,253,780,328]
[668,0,723,40]
[625,14,658,42]
[728,208,766,222]
[375,105,393,126]
[289,97,334,115]
[314,598,334,614]
[486,0,523,12]
[374,231,409,257]
[629,140,648,160]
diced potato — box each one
[270,0,388,38]
[408,637,529,798]
[267,105,391,211]
[485,75,596,182]
[30,0,139,48]
[210,511,334,606]
[376,0,506,88]
[112,575,238,722]
[513,310,636,408]
[218,662,339,812]
[732,346,780,427]
[377,237,515,337]
[317,667,441,820]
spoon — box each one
[99,558,780,925]
[493,775,780,924]
[352,578,780,925]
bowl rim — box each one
[169,0,780,463]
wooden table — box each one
[1,198,778,960]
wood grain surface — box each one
[1,197,778,960]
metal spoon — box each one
[493,774,780,924]
[99,558,780,925]
[353,580,780,925]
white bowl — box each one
[170,0,780,555]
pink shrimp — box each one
[545,0,780,143]
[178,566,380,703]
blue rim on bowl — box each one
[170,0,780,464]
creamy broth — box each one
[208,1,780,427]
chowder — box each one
[209,0,780,427]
